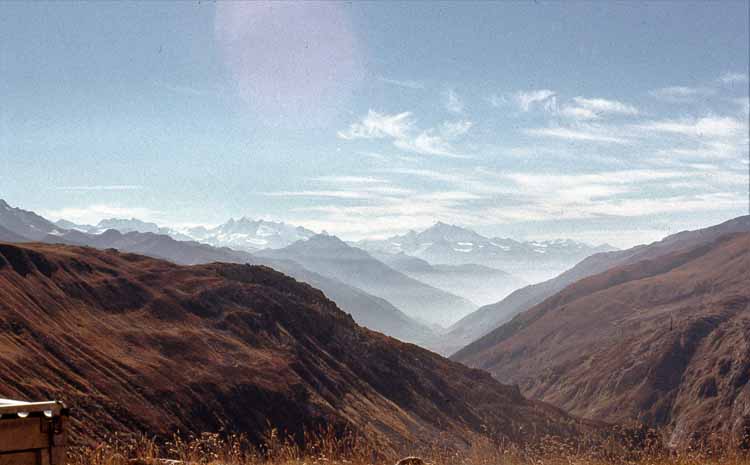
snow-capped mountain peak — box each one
[419,222,486,243]
[355,224,617,282]
[188,217,316,251]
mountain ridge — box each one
[437,215,750,356]
[258,234,478,327]
[0,200,433,344]
[0,241,597,451]
[356,222,617,283]
[451,231,750,448]
[0,199,62,240]
[187,217,316,251]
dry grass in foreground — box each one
[69,427,750,465]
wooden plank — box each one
[0,450,40,465]
[50,446,65,465]
[0,418,48,451]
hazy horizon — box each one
[16,203,747,250]
[2,1,748,249]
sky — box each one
[1,1,748,248]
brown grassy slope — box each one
[453,233,750,448]
[0,242,594,452]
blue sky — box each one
[1,1,748,247]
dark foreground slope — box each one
[454,233,750,448]
[0,242,591,451]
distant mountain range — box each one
[432,215,750,356]
[0,241,595,449]
[355,221,616,283]
[56,217,194,241]
[53,228,254,265]
[56,216,316,252]
[452,228,750,448]
[257,234,477,327]
[53,214,611,285]
[0,200,433,343]
[376,252,526,306]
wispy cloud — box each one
[653,140,743,161]
[636,115,744,138]
[444,89,465,114]
[649,86,715,102]
[264,176,415,201]
[282,157,745,243]
[305,76,747,243]
[525,126,630,144]
[311,176,388,184]
[561,97,639,120]
[566,192,744,218]
[574,97,638,115]
[384,167,462,183]
[487,93,507,108]
[53,185,144,191]
[415,191,483,201]
[288,174,743,241]
[514,89,557,112]
[394,131,464,157]
[290,192,487,238]
[338,110,469,157]
[718,72,749,84]
[482,170,743,222]
[312,176,414,196]
[440,120,473,138]
[488,89,562,114]
[379,76,425,89]
[502,169,690,192]
[337,110,413,140]
[560,106,598,120]
[384,167,513,195]
[263,190,374,199]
